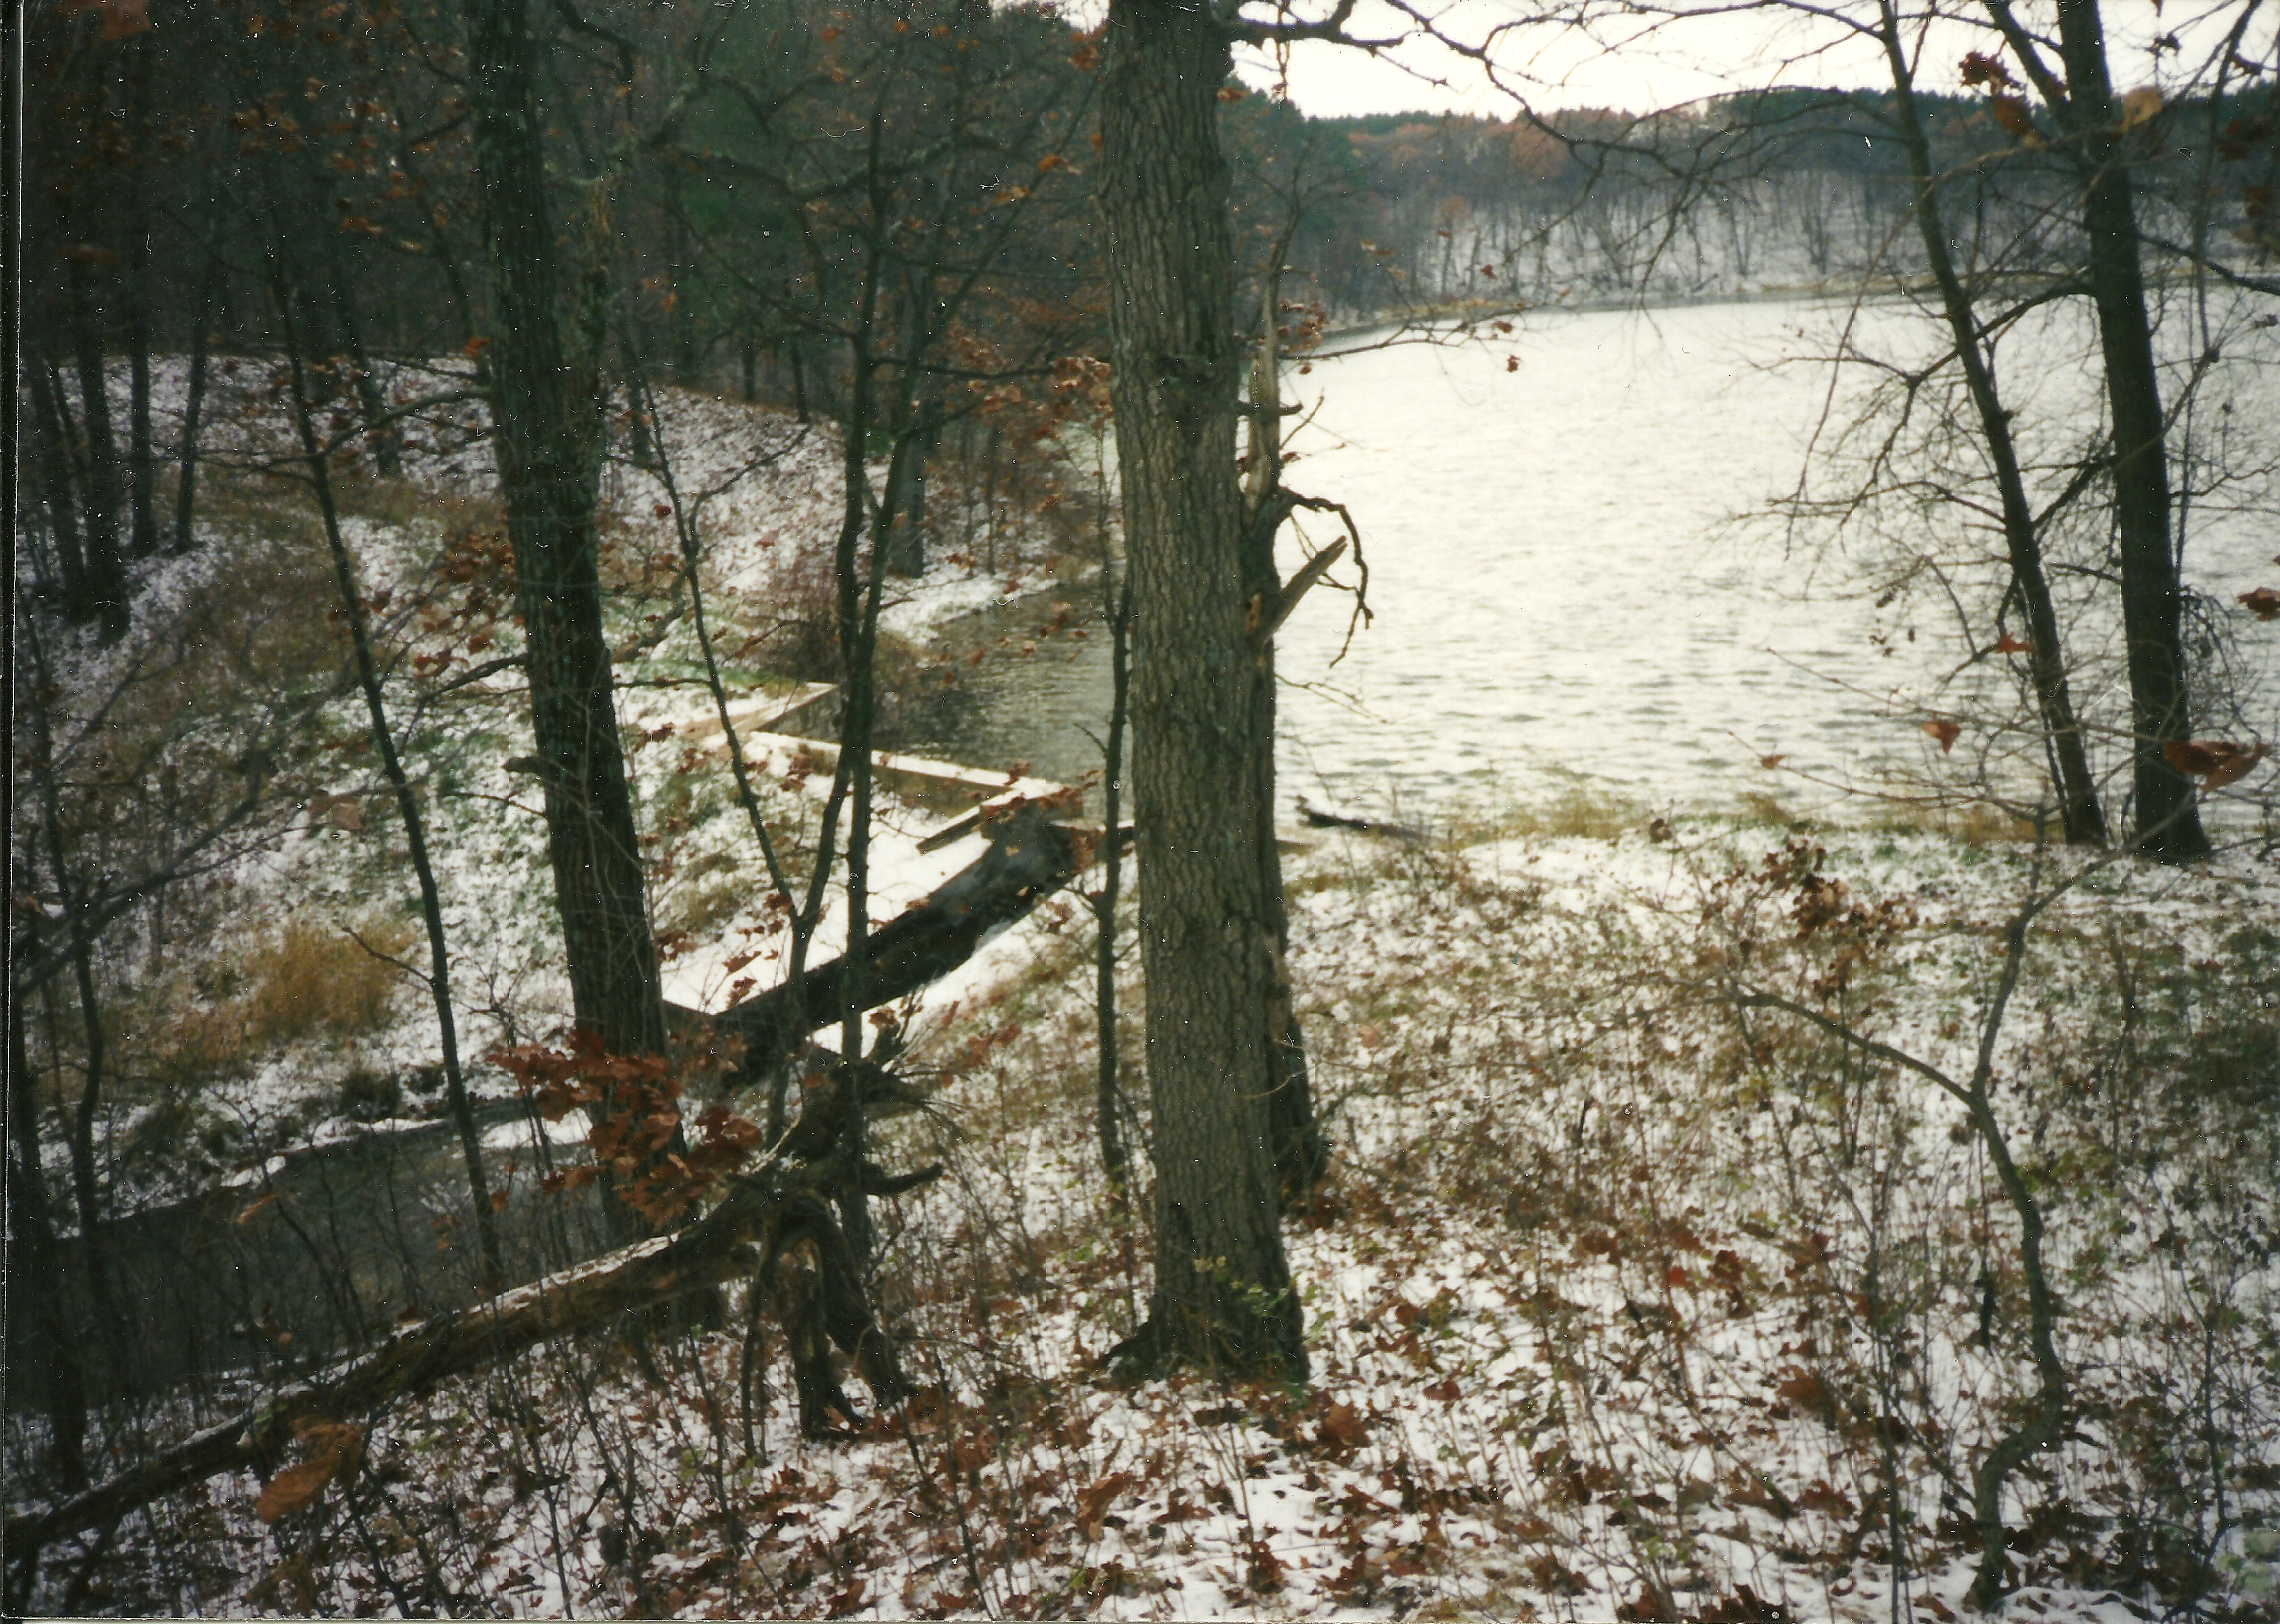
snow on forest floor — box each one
[20,806,2280,1620]
[17,354,1090,1203]
[14,359,2280,1621]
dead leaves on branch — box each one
[1988,95,2040,143]
[254,1420,365,1524]
[2161,739,2268,792]
[491,1030,760,1228]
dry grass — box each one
[28,826,2280,1620]
[1866,798,2049,844]
[1427,776,1643,846]
[244,917,416,1046]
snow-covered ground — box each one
[12,350,2279,1621]
[15,355,1090,1196]
[16,799,2280,1619]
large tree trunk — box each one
[2050,0,2208,860]
[1097,0,1305,1381]
[1878,3,2104,845]
[463,0,667,1230]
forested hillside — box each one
[11,0,2280,1618]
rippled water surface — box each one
[904,295,2278,827]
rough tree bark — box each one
[1097,0,1306,1380]
[462,0,668,1129]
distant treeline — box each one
[1236,82,2280,314]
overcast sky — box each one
[1217,0,2250,120]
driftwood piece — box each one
[1297,798,1427,843]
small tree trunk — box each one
[1243,270,1330,1207]
[19,626,130,1390]
[66,259,128,639]
[1877,5,2105,846]
[826,258,904,1267]
[980,418,1002,569]
[2050,0,2209,860]
[1094,560,1131,1192]
[885,418,930,578]
[329,254,402,476]
[669,198,700,389]
[173,259,221,556]
[123,45,159,559]
[787,338,810,424]
[276,262,504,1287]
[125,256,159,559]
[26,359,90,605]
[7,965,88,1490]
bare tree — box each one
[460,0,670,1235]
[1095,0,1315,1379]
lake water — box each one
[904,294,2278,831]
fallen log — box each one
[1297,798,1427,843]
[9,809,1099,1564]
[678,802,1108,1086]
[4,1130,933,1557]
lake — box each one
[903,293,2278,832]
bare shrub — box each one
[337,1062,404,1122]
[746,537,842,684]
